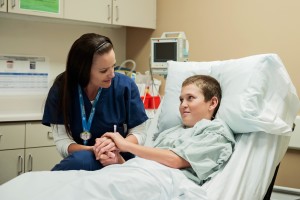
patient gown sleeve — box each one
[155,119,235,185]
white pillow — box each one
[157,54,300,135]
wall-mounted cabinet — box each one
[1,0,156,29]
[112,0,156,29]
[0,121,62,185]
[64,0,111,24]
[64,0,156,29]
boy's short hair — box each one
[182,75,222,117]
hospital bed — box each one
[0,54,299,200]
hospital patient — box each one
[95,74,235,185]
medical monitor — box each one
[153,40,177,63]
[150,32,189,70]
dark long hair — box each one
[55,33,114,136]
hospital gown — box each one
[153,118,235,185]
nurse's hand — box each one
[102,132,129,152]
[94,136,118,159]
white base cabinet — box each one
[0,121,62,185]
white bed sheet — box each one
[0,157,207,200]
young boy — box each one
[97,74,235,185]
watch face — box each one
[80,131,91,141]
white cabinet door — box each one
[7,0,63,18]
[0,149,24,184]
[112,0,156,29]
[64,0,112,24]
[25,146,62,172]
[0,0,7,12]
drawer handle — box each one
[107,4,111,20]
[47,131,53,139]
[28,154,33,172]
[115,6,119,21]
[11,0,15,8]
[18,156,23,175]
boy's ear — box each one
[209,96,219,111]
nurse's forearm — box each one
[67,143,93,153]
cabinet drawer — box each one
[0,123,25,150]
[25,122,54,147]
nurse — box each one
[42,33,148,170]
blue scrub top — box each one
[42,72,148,146]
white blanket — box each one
[0,157,207,200]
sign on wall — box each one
[0,55,49,94]
[19,0,60,13]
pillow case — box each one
[157,54,300,135]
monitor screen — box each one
[153,42,177,62]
